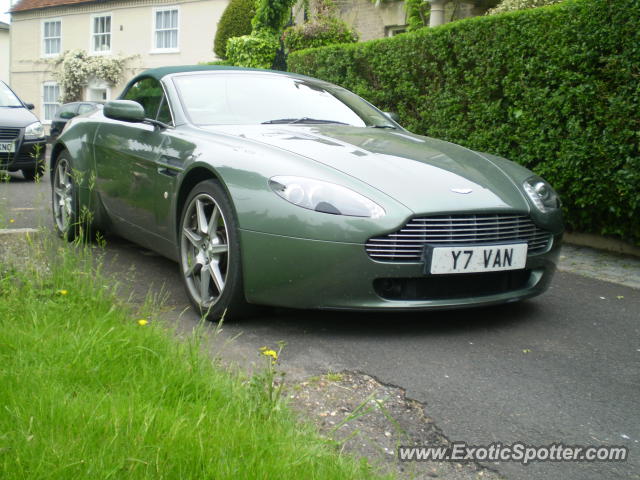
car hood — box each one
[0,107,38,128]
[206,125,530,214]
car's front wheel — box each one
[51,153,79,241]
[179,179,249,321]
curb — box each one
[564,232,640,259]
[0,228,40,235]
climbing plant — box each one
[405,0,430,30]
[487,0,565,14]
[283,0,357,52]
[51,50,131,103]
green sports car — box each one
[51,65,563,320]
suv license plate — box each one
[0,142,15,153]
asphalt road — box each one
[2,169,639,480]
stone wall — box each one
[334,0,407,41]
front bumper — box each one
[240,229,561,310]
[0,135,46,171]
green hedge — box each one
[288,0,640,244]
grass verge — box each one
[0,237,385,479]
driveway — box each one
[2,169,638,480]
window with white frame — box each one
[92,14,112,53]
[43,20,61,56]
[154,7,179,50]
[43,82,61,123]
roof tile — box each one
[11,0,99,13]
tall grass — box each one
[0,238,383,479]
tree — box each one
[226,0,297,69]
[214,0,256,60]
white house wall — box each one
[0,27,9,83]
[10,0,228,123]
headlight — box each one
[269,176,385,218]
[523,177,561,212]
[24,122,45,140]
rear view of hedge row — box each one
[289,0,640,244]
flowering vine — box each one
[51,50,133,103]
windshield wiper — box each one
[369,124,397,129]
[262,117,349,125]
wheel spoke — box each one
[196,199,208,234]
[184,260,201,278]
[207,206,219,236]
[210,262,225,293]
[59,167,69,188]
[209,244,228,255]
[183,228,202,248]
[199,265,211,302]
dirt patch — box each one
[288,371,504,480]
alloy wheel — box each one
[52,158,74,234]
[180,193,230,309]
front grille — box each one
[366,214,552,261]
[0,151,33,165]
[374,270,532,300]
[0,128,20,141]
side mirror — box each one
[59,111,77,120]
[104,100,145,123]
[384,111,400,122]
[25,103,35,110]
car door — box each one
[94,77,170,238]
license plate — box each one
[0,142,15,153]
[427,243,528,274]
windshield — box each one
[173,73,394,128]
[0,82,23,108]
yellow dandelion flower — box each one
[259,346,267,352]
[9,219,15,224]
[57,289,68,296]
[261,349,278,361]
[137,319,149,326]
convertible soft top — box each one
[120,65,310,99]
[135,65,254,82]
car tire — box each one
[179,179,251,321]
[22,162,45,181]
[51,152,80,241]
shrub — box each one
[214,0,256,59]
[226,31,280,68]
[289,0,640,244]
